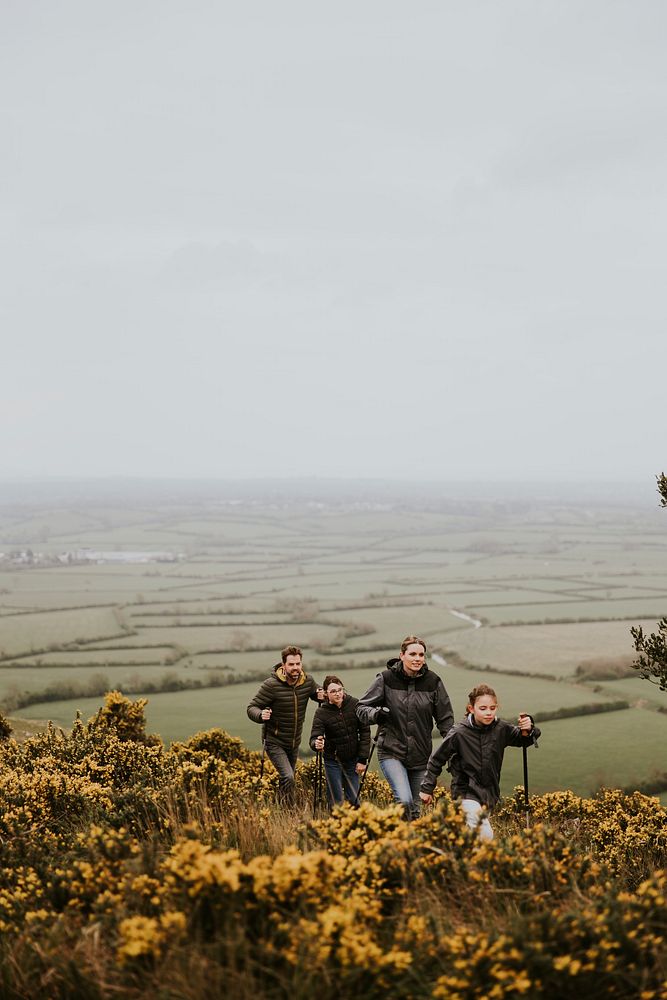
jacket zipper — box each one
[292,688,298,747]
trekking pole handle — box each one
[518,712,532,733]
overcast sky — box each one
[2,1,666,485]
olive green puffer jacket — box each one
[247,664,321,750]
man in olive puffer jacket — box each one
[247,645,323,804]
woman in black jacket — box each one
[309,676,371,806]
[356,636,454,819]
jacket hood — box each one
[273,663,308,687]
[386,657,428,679]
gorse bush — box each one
[0,692,664,998]
[0,711,12,740]
[88,689,162,745]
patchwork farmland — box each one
[1,480,665,800]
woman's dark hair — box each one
[322,675,344,690]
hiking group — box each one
[247,636,540,839]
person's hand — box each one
[314,735,325,751]
[518,713,532,733]
[375,706,391,724]
[419,791,433,804]
[261,708,272,721]
[317,687,326,701]
[356,762,367,775]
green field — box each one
[23,677,663,798]
[499,710,667,797]
[1,482,665,797]
[441,619,660,678]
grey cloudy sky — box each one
[2,1,666,484]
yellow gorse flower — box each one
[0,716,664,995]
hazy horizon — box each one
[3,1,666,483]
[0,473,662,512]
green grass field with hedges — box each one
[1,488,665,797]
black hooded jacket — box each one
[356,658,454,769]
[309,694,371,764]
[420,714,541,807]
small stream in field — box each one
[432,607,481,669]
[447,608,483,629]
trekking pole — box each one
[353,708,389,808]
[313,751,324,812]
[341,764,359,805]
[522,743,530,829]
[259,715,271,780]
[313,751,319,810]
[352,740,375,807]
[318,750,324,809]
[260,736,266,780]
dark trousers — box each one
[265,738,299,804]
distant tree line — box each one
[534,699,630,722]
[0,670,236,714]
[622,770,667,796]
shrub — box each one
[0,719,663,998]
[88,691,161,746]
[0,712,12,741]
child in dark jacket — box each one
[310,676,371,806]
[419,683,540,841]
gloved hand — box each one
[375,706,391,725]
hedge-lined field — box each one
[23,683,663,799]
[440,619,658,677]
[1,492,665,797]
